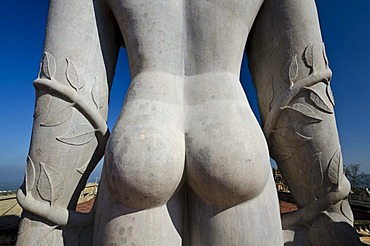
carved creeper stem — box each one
[17,52,109,229]
[17,189,94,227]
[246,1,360,241]
[32,52,109,174]
[263,68,332,139]
[263,44,354,236]
[35,51,109,145]
[33,77,110,143]
[281,174,351,229]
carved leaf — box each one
[274,113,300,130]
[76,162,89,175]
[297,165,314,193]
[34,94,52,119]
[304,43,314,68]
[92,78,99,108]
[39,228,55,246]
[308,215,336,243]
[304,43,322,72]
[37,162,64,203]
[289,54,299,85]
[66,59,84,91]
[274,127,312,148]
[17,218,31,235]
[322,43,329,67]
[41,52,56,79]
[41,104,73,127]
[92,78,106,109]
[310,153,323,190]
[340,200,353,223]
[20,225,57,245]
[56,124,96,146]
[306,85,334,113]
[25,156,36,193]
[282,103,322,123]
[53,229,63,245]
[328,147,343,185]
[269,144,296,163]
[264,77,274,111]
[327,84,335,106]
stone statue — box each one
[16,0,361,245]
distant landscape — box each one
[0,183,20,193]
[1,161,103,192]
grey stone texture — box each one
[16,0,360,245]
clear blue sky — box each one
[0,1,369,184]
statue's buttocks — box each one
[102,0,270,213]
[105,71,270,210]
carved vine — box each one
[263,42,333,139]
[17,52,108,227]
[269,42,341,189]
[20,155,94,227]
[34,52,109,174]
[265,43,349,229]
[17,217,59,245]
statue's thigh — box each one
[186,109,271,208]
[104,100,185,209]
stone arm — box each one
[247,0,361,245]
[16,0,120,244]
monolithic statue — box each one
[16,0,361,245]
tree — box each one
[344,164,370,193]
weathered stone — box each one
[17,0,360,245]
